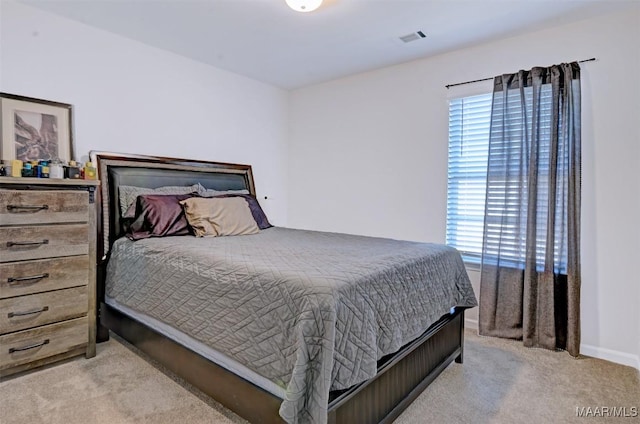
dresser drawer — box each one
[0,224,88,263]
[0,256,89,299]
[0,317,87,371]
[0,286,87,334]
[0,190,88,226]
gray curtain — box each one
[478,63,581,357]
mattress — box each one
[105,227,477,423]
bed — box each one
[91,151,477,424]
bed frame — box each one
[91,151,467,424]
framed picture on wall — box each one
[0,92,74,163]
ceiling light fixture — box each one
[285,0,323,13]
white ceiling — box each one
[24,0,633,90]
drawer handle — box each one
[8,339,50,354]
[6,239,49,248]
[6,204,49,212]
[8,306,49,318]
[8,273,50,284]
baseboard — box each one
[465,318,639,370]
[580,344,640,371]
[465,318,478,331]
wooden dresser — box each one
[0,177,98,378]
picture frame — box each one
[0,92,74,163]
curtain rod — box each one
[445,58,597,89]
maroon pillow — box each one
[126,193,197,240]
[207,194,272,229]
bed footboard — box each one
[101,302,465,424]
[327,309,465,424]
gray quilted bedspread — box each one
[105,227,477,423]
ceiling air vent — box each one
[399,31,426,43]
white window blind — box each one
[484,85,568,272]
[446,87,568,272]
[446,93,492,262]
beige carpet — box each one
[1,330,638,424]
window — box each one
[446,88,568,272]
[446,93,492,263]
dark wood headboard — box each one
[89,151,256,261]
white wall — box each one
[289,7,640,368]
[0,1,289,224]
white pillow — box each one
[119,184,199,217]
[197,183,249,197]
